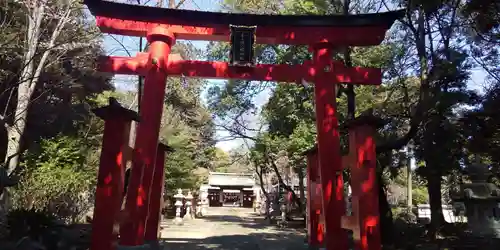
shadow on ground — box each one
[200,214,268,230]
[160,232,308,250]
[199,213,306,232]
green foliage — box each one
[412,187,429,205]
[11,135,96,221]
[282,0,330,14]
[288,122,316,159]
[1,0,112,174]
[211,148,231,172]
[463,0,500,35]
[160,80,215,191]
[164,148,201,192]
[391,207,416,223]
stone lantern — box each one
[200,191,208,216]
[185,191,194,219]
[173,188,184,225]
[452,158,500,238]
[279,195,287,227]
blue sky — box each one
[102,0,488,152]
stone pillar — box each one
[280,196,287,227]
[185,191,193,219]
[201,191,208,216]
[254,187,261,213]
[174,189,184,225]
[239,192,244,207]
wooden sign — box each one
[229,25,256,67]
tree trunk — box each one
[5,90,29,174]
[264,197,272,222]
[297,166,305,217]
[426,167,445,238]
[255,165,271,222]
[4,3,71,174]
[269,160,302,212]
[4,3,45,174]
[378,172,394,246]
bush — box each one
[4,209,58,241]
[412,188,429,205]
[10,135,97,223]
[392,207,417,223]
[2,208,89,250]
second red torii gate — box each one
[84,1,402,250]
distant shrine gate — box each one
[200,172,259,208]
[84,1,403,250]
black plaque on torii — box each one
[229,25,256,67]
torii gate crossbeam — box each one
[100,53,382,84]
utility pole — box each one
[406,143,413,209]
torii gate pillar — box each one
[312,45,349,250]
[145,143,174,244]
[121,27,176,246]
[306,148,325,248]
[90,98,139,250]
[341,114,385,250]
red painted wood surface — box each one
[96,16,389,46]
[144,144,167,242]
[120,28,175,246]
[345,124,381,250]
[306,153,314,245]
[99,56,382,85]
[306,151,324,247]
[312,47,348,250]
[90,119,131,250]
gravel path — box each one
[159,207,308,250]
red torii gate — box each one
[84,1,402,250]
[304,115,386,250]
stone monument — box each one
[200,191,208,216]
[279,195,287,228]
[173,189,184,225]
[452,158,500,238]
[185,191,193,220]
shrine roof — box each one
[84,0,404,28]
[208,172,255,187]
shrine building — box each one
[199,172,259,208]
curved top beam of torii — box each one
[84,0,404,46]
[85,0,403,28]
